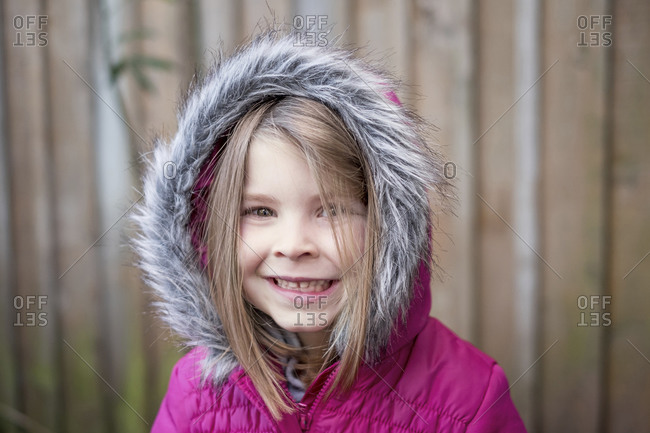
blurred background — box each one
[1,0,648,432]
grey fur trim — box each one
[131,29,451,387]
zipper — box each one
[297,365,339,432]
[278,363,339,432]
[279,379,314,431]
[297,402,311,430]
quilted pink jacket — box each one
[152,261,527,433]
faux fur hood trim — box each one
[131,29,451,387]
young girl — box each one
[133,28,527,433]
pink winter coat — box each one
[151,261,527,432]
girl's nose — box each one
[272,219,319,260]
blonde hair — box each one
[204,97,380,420]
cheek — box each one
[238,223,256,259]
[330,219,367,268]
[350,219,367,257]
[356,220,367,248]
[238,232,254,271]
[238,224,269,271]
[238,240,258,273]
[238,246,259,303]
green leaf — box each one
[131,55,174,71]
[110,59,128,83]
[108,54,174,92]
[118,27,157,44]
[131,64,155,92]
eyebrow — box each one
[242,193,281,203]
[242,192,323,204]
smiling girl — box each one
[133,28,527,432]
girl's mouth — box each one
[266,277,340,300]
[272,278,333,293]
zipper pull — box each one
[297,402,312,431]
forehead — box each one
[242,132,365,207]
[243,134,317,197]
[246,133,305,170]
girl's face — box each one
[239,134,367,343]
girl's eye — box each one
[242,207,274,217]
[321,204,344,217]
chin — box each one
[271,312,331,334]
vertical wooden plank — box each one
[0,2,20,432]
[90,0,153,430]
[512,0,542,425]
[410,0,477,343]
[295,0,352,47]
[475,0,519,379]
[539,0,608,432]
[353,0,410,83]
[197,0,242,58]
[608,0,650,431]
[241,0,292,34]
[139,0,195,136]
[176,0,199,93]
[48,0,107,432]
[4,0,58,431]
[3,0,65,432]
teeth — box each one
[274,278,333,292]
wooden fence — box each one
[1,0,648,432]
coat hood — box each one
[132,29,451,387]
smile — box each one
[273,278,333,292]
